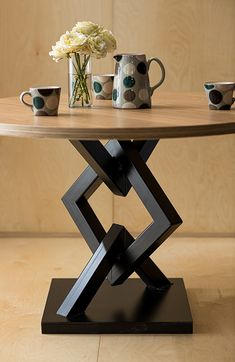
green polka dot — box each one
[112,89,118,101]
[94,81,102,93]
[123,76,135,88]
[33,96,44,109]
[204,84,214,90]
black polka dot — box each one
[114,55,122,62]
[124,89,136,102]
[219,104,231,110]
[38,89,54,96]
[139,103,150,109]
[137,62,147,74]
[209,90,223,104]
[54,88,61,95]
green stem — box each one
[69,53,91,107]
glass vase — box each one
[68,53,92,108]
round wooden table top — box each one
[0,92,234,140]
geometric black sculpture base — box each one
[41,139,192,334]
[41,278,193,334]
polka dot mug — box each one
[112,54,165,109]
[20,86,61,116]
[204,82,235,110]
[92,74,114,100]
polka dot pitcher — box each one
[112,54,165,109]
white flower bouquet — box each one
[49,21,116,107]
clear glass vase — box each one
[68,53,92,108]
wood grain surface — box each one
[0,0,113,98]
[113,0,235,91]
[0,137,113,233]
[0,93,234,139]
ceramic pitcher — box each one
[112,54,165,109]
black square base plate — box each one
[41,278,193,334]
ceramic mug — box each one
[204,82,235,110]
[92,74,114,100]
[20,86,61,115]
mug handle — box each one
[147,57,166,96]
[20,91,32,108]
[232,84,235,105]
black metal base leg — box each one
[41,139,193,334]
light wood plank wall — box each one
[0,0,234,235]
[113,0,235,234]
[0,0,114,233]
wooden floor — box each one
[0,236,234,362]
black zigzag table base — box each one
[41,139,193,334]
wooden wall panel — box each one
[113,0,235,91]
[114,135,235,234]
[0,137,113,232]
[113,0,235,234]
[0,0,113,232]
[0,0,113,98]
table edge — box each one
[0,122,234,139]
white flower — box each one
[60,31,88,52]
[100,29,116,52]
[72,21,100,35]
[49,21,117,61]
[49,44,67,62]
[88,35,107,58]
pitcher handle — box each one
[147,57,165,96]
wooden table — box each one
[0,92,234,335]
